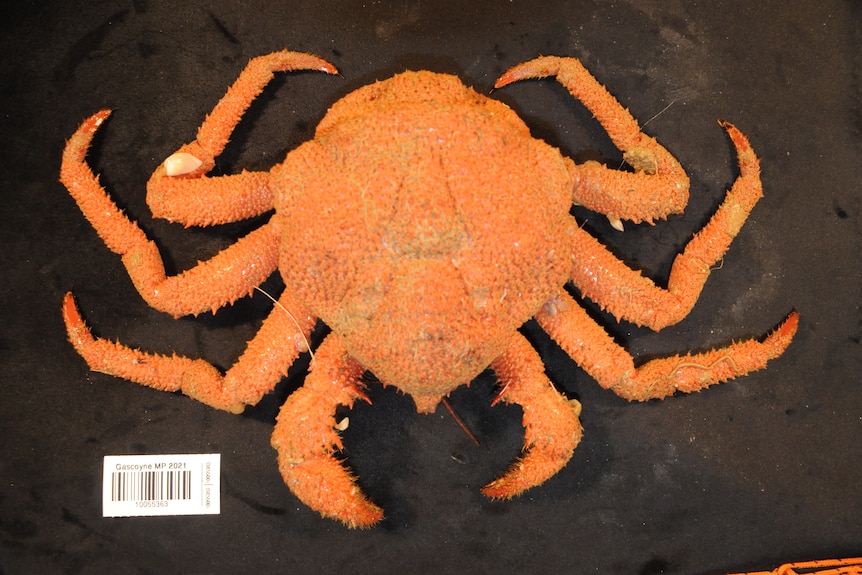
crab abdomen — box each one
[273,71,574,407]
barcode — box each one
[103,454,220,517]
[111,470,192,502]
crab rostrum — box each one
[60,50,797,527]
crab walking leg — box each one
[271,335,383,528]
[221,289,316,406]
[568,122,762,331]
[62,291,316,413]
[146,50,338,226]
[61,111,280,317]
[535,291,798,401]
[146,169,275,227]
[176,50,337,169]
[496,56,689,224]
[482,333,583,499]
[727,557,862,575]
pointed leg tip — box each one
[61,291,97,353]
[773,310,800,343]
[80,109,112,133]
[318,61,339,75]
[65,110,113,160]
[94,107,112,120]
[718,119,739,139]
[495,57,561,88]
[269,49,339,76]
[69,110,112,142]
[61,291,83,326]
[718,119,756,157]
[82,108,112,128]
[493,71,517,89]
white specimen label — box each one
[102,454,220,517]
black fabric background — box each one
[1,1,860,573]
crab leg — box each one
[497,55,689,225]
[271,335,383,528]
[61,111,281,317]
[62,290,316,413]
[146,50,338,226]
[482,333,583,499]
[569,122,762,331]
[535,291,798,401]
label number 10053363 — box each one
[102,454,220,517]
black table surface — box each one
[2,1,860,573]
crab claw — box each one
[482,334,583,499]
[271,335,383,528]
[277,450,383,529]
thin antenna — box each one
[254,286,314,361]
[641,99,677,129]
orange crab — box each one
[60,50,798,528]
